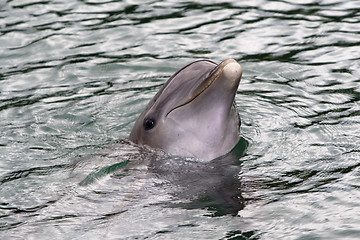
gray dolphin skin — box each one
[129,59,242,161]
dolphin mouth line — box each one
[165,63,225,117]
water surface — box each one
[1,0,360,239]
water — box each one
[1,0,360,239]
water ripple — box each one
[1,0,360,239]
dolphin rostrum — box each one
[129,59,242,161]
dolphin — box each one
[129,59,242,161]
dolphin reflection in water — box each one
[129,59,242,161]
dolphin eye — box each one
[143,118,156,130]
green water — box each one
[1,0,360,239]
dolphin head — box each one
[129,59,242,161]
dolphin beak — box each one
[166,59,242,117]
[222,60,242,88]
